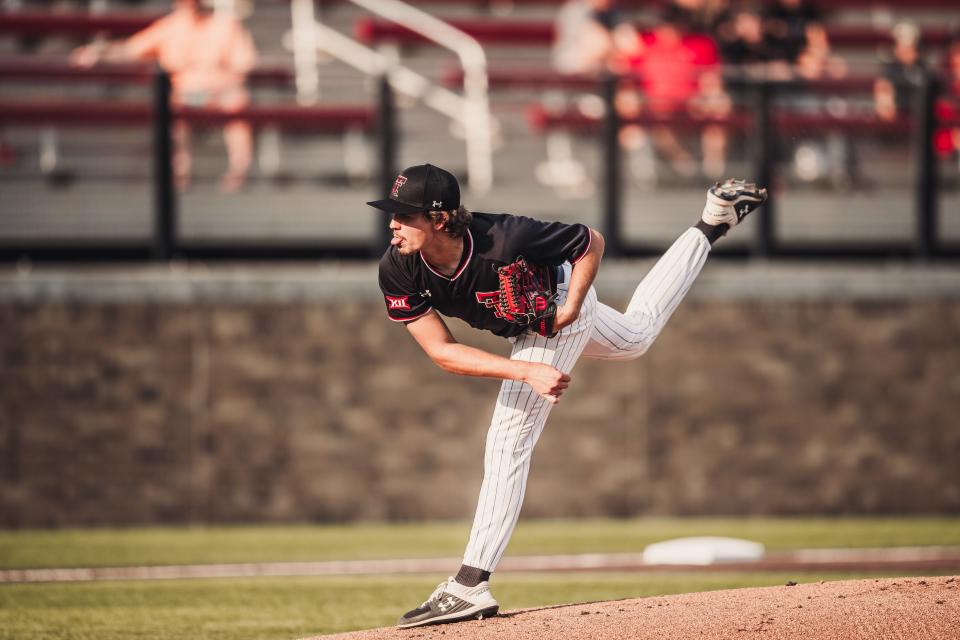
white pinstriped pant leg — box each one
[462,270,598,572]
[462,228,707,571]
[582,227,710,361]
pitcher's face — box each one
[389,213,435,255]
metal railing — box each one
[0,66,392,262]
[2,67,959,262]
[325,0,495,195]
[524,73,958,260]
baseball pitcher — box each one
[368,163,766,628]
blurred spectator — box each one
[543,0,640,194]
[935,30,960,163]
[552,0,639,75]
[873,21,926,122]
[662,0,730,39]
[764,0,846,81]
[715,0,842,81]
[762,0,820,65]
[713,2,852,186]
[791,21,843,80]
[716,7,785,76]
[945,31,960,97]
[944,31,960,97]
[71,0,257,193]
[619,17,731,179]
[763,0,850,184]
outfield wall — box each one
[2,263,959,526]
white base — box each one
[642,537,765,566]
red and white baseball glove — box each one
[495,257,557,337]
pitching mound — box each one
[320,576,958,640]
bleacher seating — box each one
[355,17,954,50]
[0,54,294,87]
[6,8,954,52]
[0,11,159,38]
[0,99,374,131]
[525,103,913,135]
[1,0,958,259]
[440,67,882,93]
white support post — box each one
[258,126,282,179]
[346,0,494,194]
[283,2,496,192]
[291,0,320,105]
[39,127,59,176]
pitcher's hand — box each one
[522,362,570,404]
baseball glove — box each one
[495,257,557,337]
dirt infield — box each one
[318,576,959,640]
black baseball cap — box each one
[366,164,461,215]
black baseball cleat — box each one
[397,577,500,629]
[701,178,768,228]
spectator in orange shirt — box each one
[72,0,257,193]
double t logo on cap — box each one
[391,175,407,198]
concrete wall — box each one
[1,264,959,526]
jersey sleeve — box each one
[378,251,432,322]
[504,215,592,266]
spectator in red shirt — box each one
[618,18,731,179]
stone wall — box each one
[3,293,958,526]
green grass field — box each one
[0,571,947,640]
[2,517,959,640]
[3,516,959,569]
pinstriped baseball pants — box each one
[462,227,711,572]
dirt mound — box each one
[319,576,958,640]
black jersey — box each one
[378,212,592,338]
